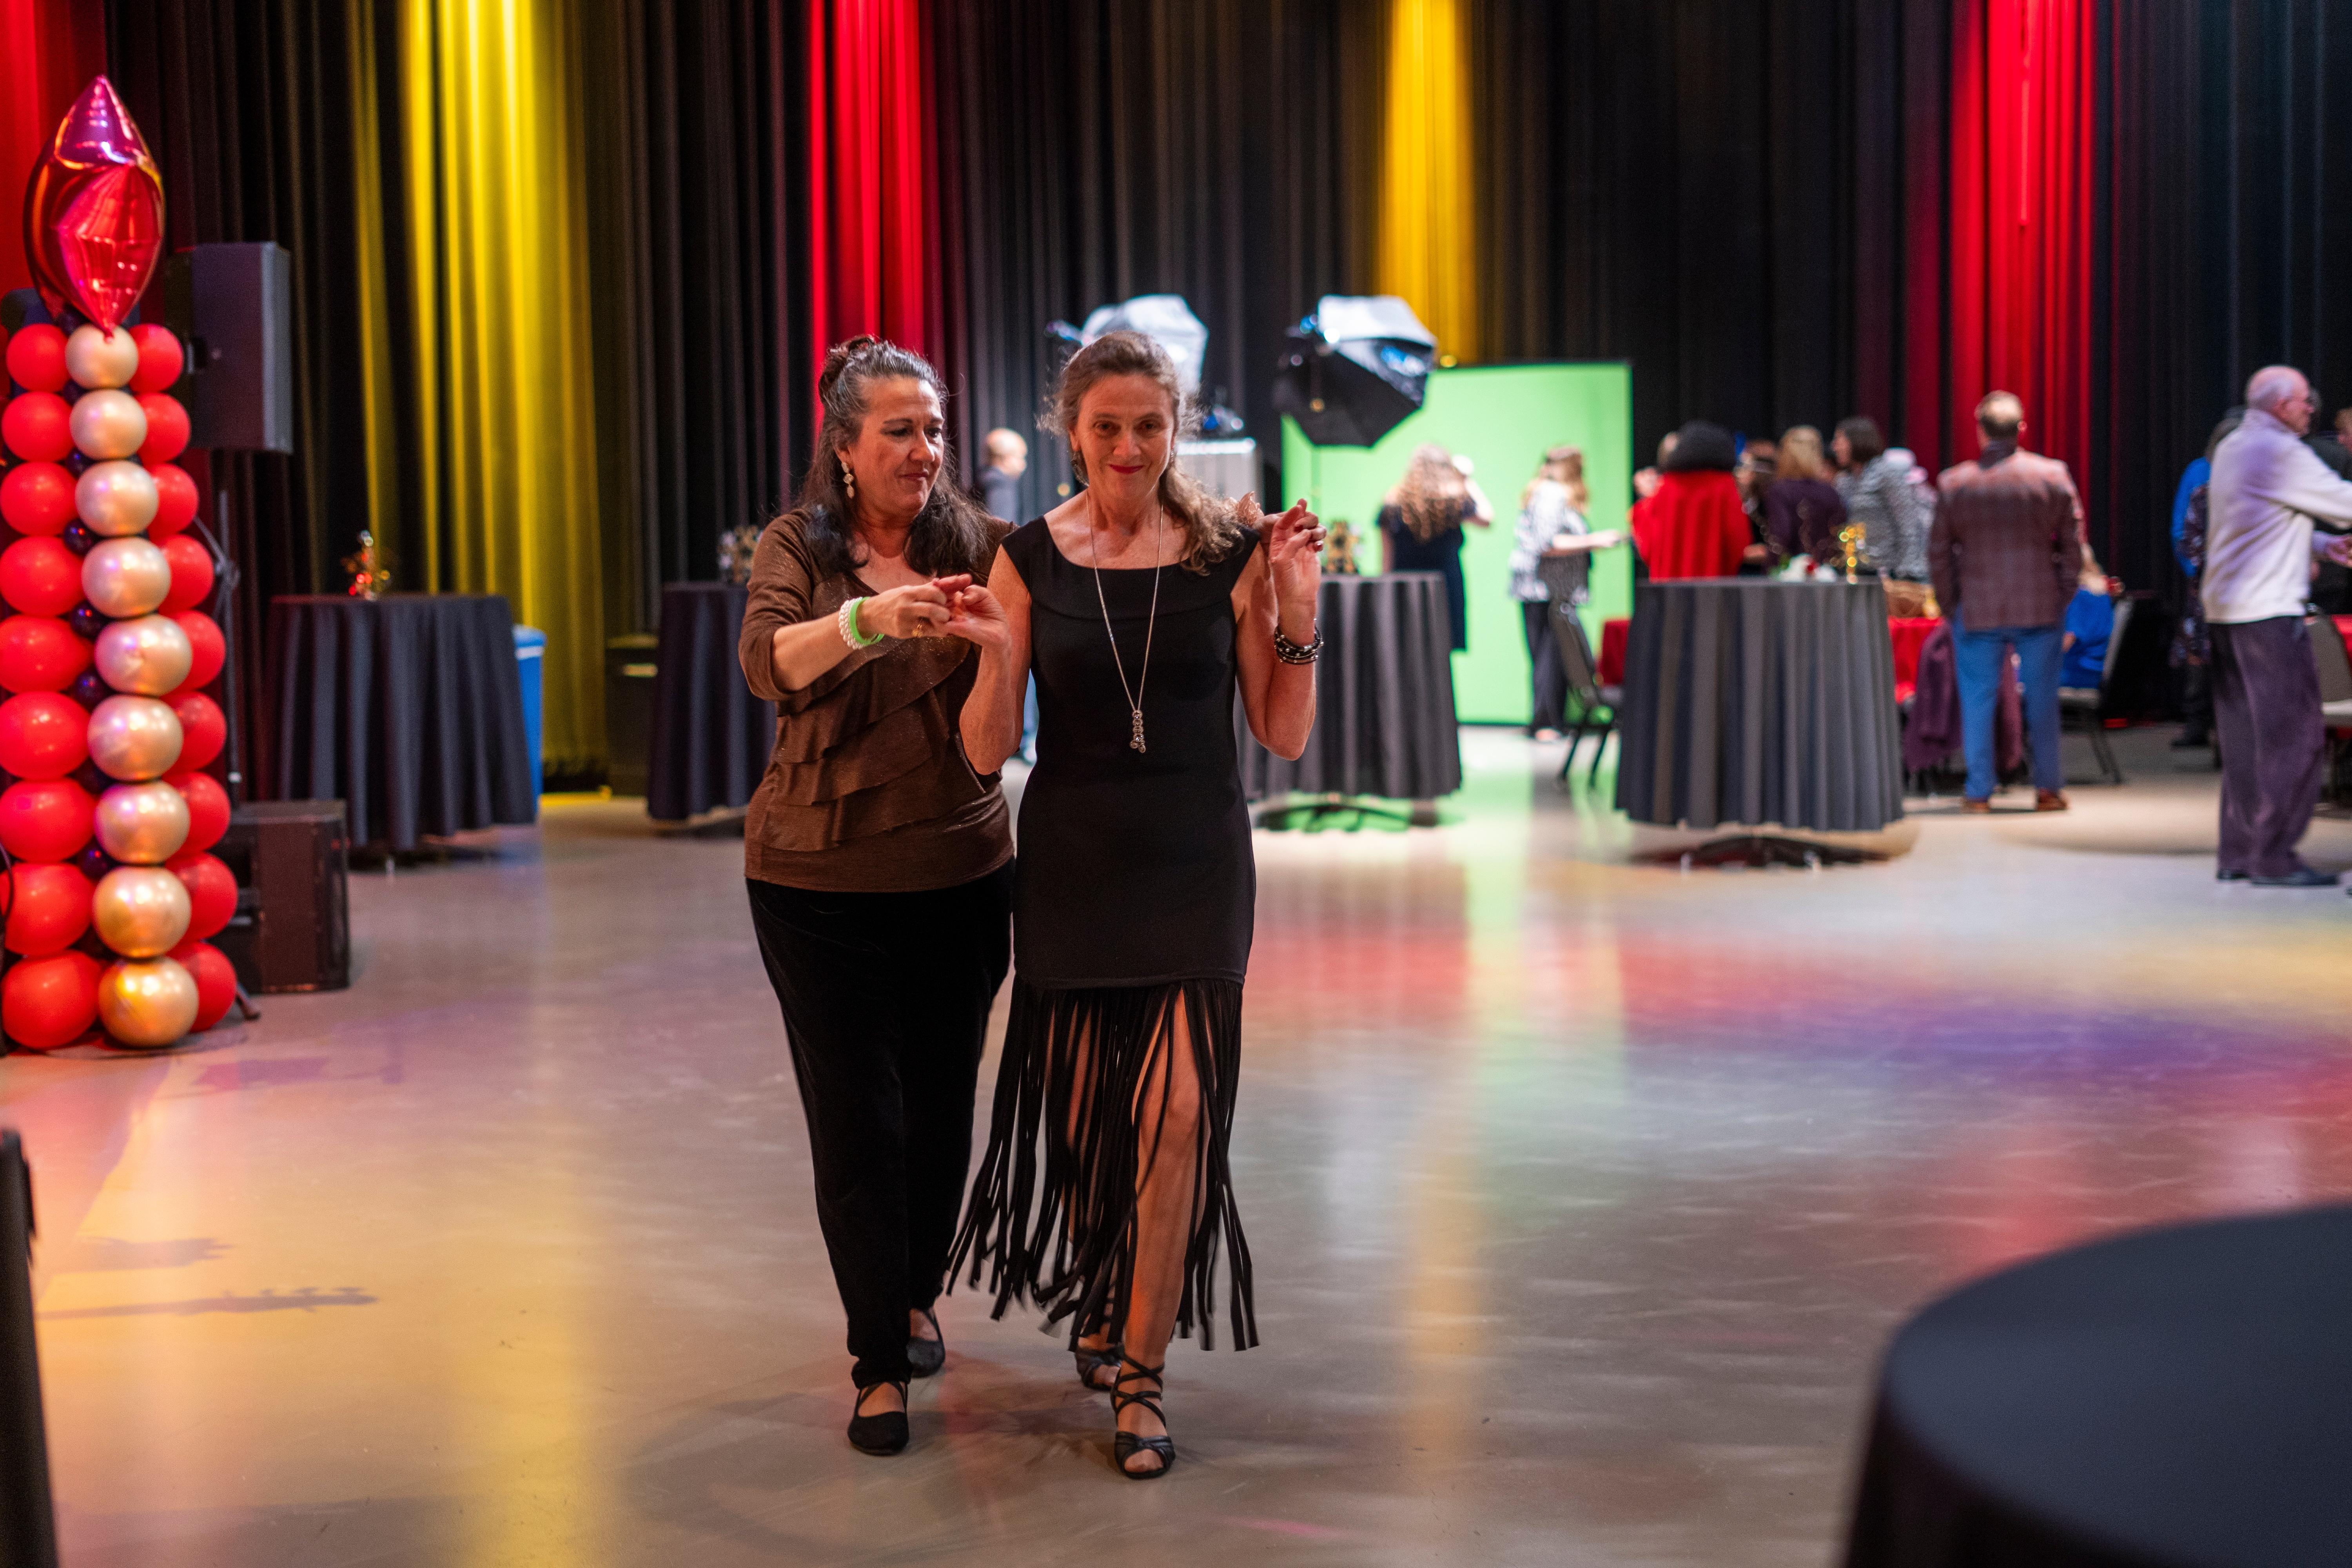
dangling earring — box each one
[838,455,856,501]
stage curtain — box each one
[1380,0,1477,364]
[0,0,109,295]
[575,0,809,636]
[1934,0,2094,500]
[105,0,389,799]
[807,0,948,392]
[378,0,614,771]
[935,0,1383,519]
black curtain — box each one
[2102,0,2352,600]
[105,0,377,800]
[936,0,1385,521]
[582,0,812,635]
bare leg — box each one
[1114,993,1203,1474]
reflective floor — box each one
[11,727,2352,1566]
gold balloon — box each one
[95,780,190,865]
[97,956,200,1048]
[96,615,194,697]
[87,695,183,781]
[64,325,140,390]
[82,537,172,618]
[69,388,148,459]
[76,460,160,537]
[93,866,192,959]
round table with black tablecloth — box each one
[1613,579,1903,832]
[268,594,536,852]
[646,582,775,822]
[1234,571,1461,802]
[1845,1205,2352,1568]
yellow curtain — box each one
[1378,0,1478,365]
[374,0,608,768]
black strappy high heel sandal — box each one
[907,1307,946,1379]
[1110,1356,1174,1479]
[1074,1336,1123,1392]
[846,1379,909,1455]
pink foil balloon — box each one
[23,78,166,332]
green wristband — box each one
[837,595,884,649]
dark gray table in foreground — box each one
[1613,579,1902,831]
[268,594,535,851]
[1236,572,1461,801]
[646,583,775,822]
[1846,1205,2352,1567]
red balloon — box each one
[159,532,214,614]
[23,78,166,332]
[1,462,76,535]
[168,690,225,768]
[147,462,198,539]
[169,938,236,1031]
[4,862,92,956]
[0,616,92,693]
[0,691,89,779]
[169,611,225,691]
[5,326,67,393]
[135,392,188,463]
[0,778,94,861]
[128,324,183,393]
[3,392,73,462]
[3,949,99,1048]
[0,537,87,616]
[167,850,235,940]
[166,768,229,852]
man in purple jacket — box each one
[1931,392,2086,813]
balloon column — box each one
[0,78,235,1051]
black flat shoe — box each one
[847,1380,909,1455]
[907,1307,945,1379]
[1111,1356,1174,1479]
[1074,1337,1123,1392]
[2251,867,2339,887]
[2217,868,2249,882]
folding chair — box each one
[2059,598,2132,784]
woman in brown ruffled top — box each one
[737,336,1013,1458]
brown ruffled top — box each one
[737,509,1013,892]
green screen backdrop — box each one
[1281,362,1634,724]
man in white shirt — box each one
[2202,365,2352,886]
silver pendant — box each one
[1130,710,1147,753]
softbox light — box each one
[1073,294,1209,400]
[1270,294,1436,447]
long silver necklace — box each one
[1085,501,1164,753]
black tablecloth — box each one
[647,583,774,822]
[1236,572,1462,800]
[1846,1206,2352,1568]
[268,594,535,851]
[1613,579,1903,831]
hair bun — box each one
[818,335,883,407]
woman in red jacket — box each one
[1628,421,1749,579]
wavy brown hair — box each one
[1050,330,1244,573]
[798,335,995,579]
[1386,443,1467,543]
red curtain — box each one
[806,0,950,390]
[0,0,109,297]
[1917,0,2093,495]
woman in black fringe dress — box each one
[947,331,1323,1477]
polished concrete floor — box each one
[10,726,2352,1566]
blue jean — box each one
[1953,610,2063,799]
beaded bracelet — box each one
[1272,624,1323,664]
[837,596,884,650]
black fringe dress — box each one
[951,519,1260,1352]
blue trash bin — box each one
[513,626,546,799]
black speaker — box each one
[214,802,350,993]
[158,242,294,453]
[605,634,659,796]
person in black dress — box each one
[943,330,1323,1478]
[1379,442,1490,650]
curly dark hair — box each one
[797,336,995,579]
[1049,330,1246,573]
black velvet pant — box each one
[747,862,1013,1387]
[2210,617,2323,878]
[1521,601,1568,732]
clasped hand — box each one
[859,574,1006,646]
